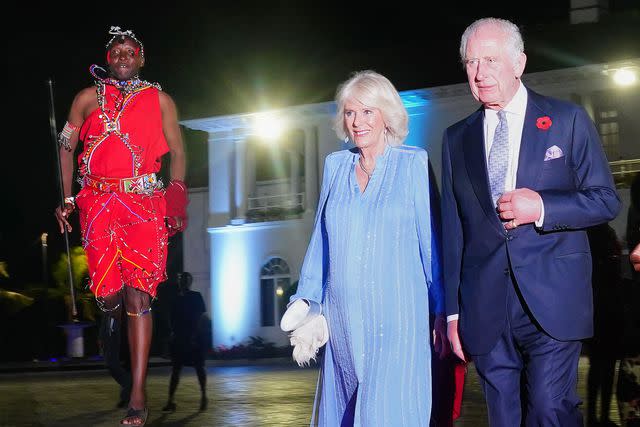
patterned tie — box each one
[488,110,509,205]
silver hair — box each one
[459,18,524,65]
[334,70,408,147]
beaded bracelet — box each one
[58,121,81,152]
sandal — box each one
[120,407,148,426]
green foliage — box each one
[0,289,34,316]
[0,260,34,315]
[0,261,8,278]
[52,246,88,291]
[49,247,96,322]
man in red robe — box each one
[54,26,187,426]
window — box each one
[598,109,620,161]
[592,91,621,161]
[247,129,306,222]
[260,258,291,327]
[252,130,305,181]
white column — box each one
[232,135,248,225]
[208,131,235,228]
[290,148,300,197]
[246,141,256,199]
[303,127,318,213]
[580,93,595,121]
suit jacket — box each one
[441,87,621,355]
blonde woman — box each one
[284,70,447,426]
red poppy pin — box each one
[536,116,552,130]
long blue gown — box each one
[292,144,444,426]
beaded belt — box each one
[83,173,162,194]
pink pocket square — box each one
[544,145,564,161]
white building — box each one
[181,58,640,348]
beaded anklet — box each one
[126,307,153,317]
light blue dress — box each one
[293,144,444,426]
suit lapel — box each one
[516,89,552,190]
[462,110,505,234]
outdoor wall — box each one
[183,188,211,313]
[207,218,313,347]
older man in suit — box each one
[441,17,621,426]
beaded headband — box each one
[105,26,144,58]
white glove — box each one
[281,298,329,366]
[280,298,321,331]
[289,314,329,366]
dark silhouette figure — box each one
[162,272,208,412]
[586,223,622,427]
[99,303,132,408]
[618,172,640,427]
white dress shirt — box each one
[447,82,544,323]
[484,81,528,193]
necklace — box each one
[89,64,162,96]
[358,156,374,179]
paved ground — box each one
[0,356,621,426]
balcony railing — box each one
[247,192,305,223]
[609,159,640,176]
[609,159,640,188]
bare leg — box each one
[121,287,152,425]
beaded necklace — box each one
[89,65,161,101]
[103,76,161,94]
[80,65,162,177]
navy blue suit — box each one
[441,88,621,425]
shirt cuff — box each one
[447,314,459,322]
[534,198,545,228]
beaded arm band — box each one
[58,121,81,152]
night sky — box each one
[3,1,638,286]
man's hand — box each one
[54,204,74,233]
[433,314,450,360]
[631,243,640,272]
[447,319,466,362]
[498,188,542,230]
[166,216,185,234]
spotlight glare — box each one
[255,115,285,141]
[613,68,636,86]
